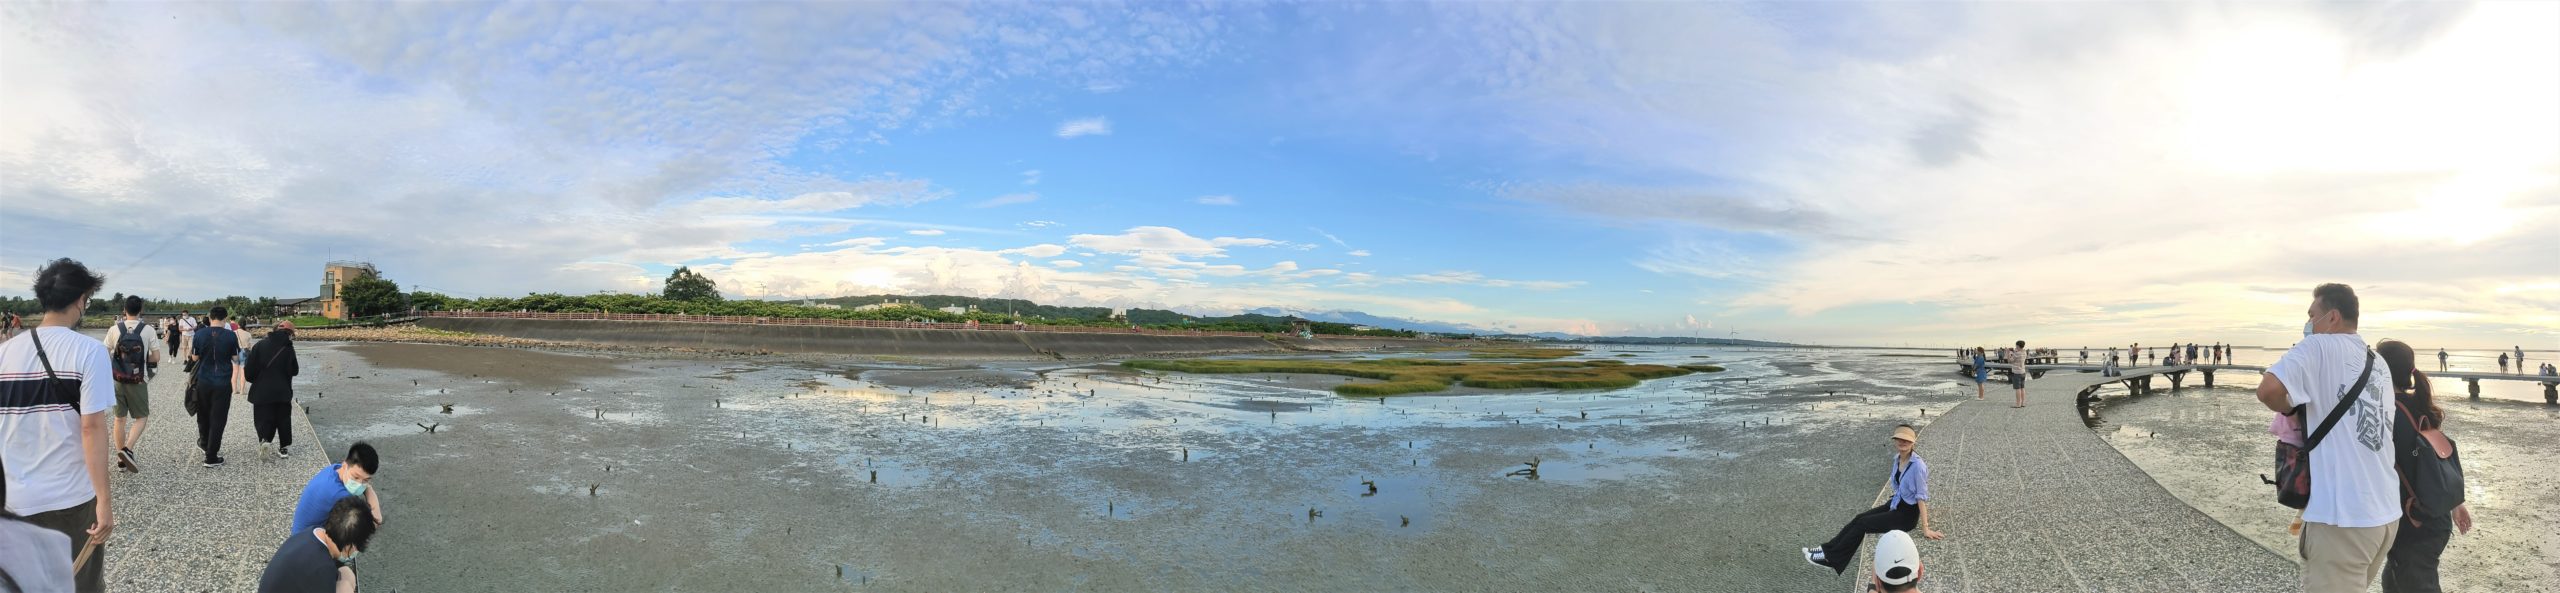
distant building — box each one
[938,305,970,315]
[854,299,908,312]
[273,297,321,317]
[798,300,842,310]
[312,261,378,320]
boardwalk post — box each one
[2167,371,2186,389]
[2202,369,2215,387]
[2467,378,2480,399]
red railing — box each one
[416,310,1420,340]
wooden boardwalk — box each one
[1853,368,2296,592]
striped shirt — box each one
[1,326,116,515]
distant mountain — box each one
[1534,333,1799,347]
[1243,307,1496,335]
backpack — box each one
[2393,400,2465,528]
[2267,350,2376,510]
[112,320,149,384]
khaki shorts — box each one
[2301,520,2399,593]
[114,380,150,418]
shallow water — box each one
[290,342,2041,591]
[2088,380,2560,591]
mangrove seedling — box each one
[416,422,439,434]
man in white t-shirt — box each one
[0,258,118,591]
[2255,283,2399,593]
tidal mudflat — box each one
[295,342,1978,592]
[2088,381,2560,591]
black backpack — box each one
[112,320,149,384]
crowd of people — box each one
[0,258,387,592]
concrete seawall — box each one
[419,317,1433,359]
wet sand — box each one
[296,343,1970,591]
[2090,382,2560,591]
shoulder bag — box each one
[2270,350,2375,510]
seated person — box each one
[259,496,376,593]
[291,442,382,534]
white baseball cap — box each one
[1874,530,1922,586]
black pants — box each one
[252,400,293,448]
[2381,523,2450,593]
[194,381,233,461]
[1820,503,1919,573]
[24,498,104,592]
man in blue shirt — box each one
[1804,424,1944,574]
[292,442,385,534]
[188,306,244,467]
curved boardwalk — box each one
[1861,368,2294,592]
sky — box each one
[2,1,2554,348]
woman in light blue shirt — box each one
[1804,424,1945,574]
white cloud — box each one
[0,2,1237,301]
[1195,194,1238,206]
[823,237,892,248]
[1000,244,1068,258]
[973,192,1039,208]
[1020,169,1041,185]
[1049,260,1084,268]
[1066,226,1282,257]
[1020,220,1060,229]
[906,229,945,236]
[1397,271,1583,291]
[1056,117,1111,138]
[1346,250,1371,257]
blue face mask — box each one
[338,548,360,564]
[2303,319,2315,337]
[344,478,368,497]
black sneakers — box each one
[116,448,138,473]
[203,455,225,468]
[276,446,290,459]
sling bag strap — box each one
[2300,350,2377,453]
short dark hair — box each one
[208,306,228,321]
[2015,340,2025,348]
[123,295,144,315]
[323,496,378,552]
[345,442,379,474]
[2313,283,2359,323]
[32,259,104,312]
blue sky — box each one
[3,2,2555,347]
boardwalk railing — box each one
[416,310,1425,341]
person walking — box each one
[103,296,160,473]
[2514,346,2525,371]
[2375,340,2472,593]
[1803,424,1943,573]
[0,259,118,592]
[2255,283,2399,593]
[245,321,301,459]
[2436,348,2448,371]
[2009,340,2029,408]
[2131,343,2140,366]
[189,306,246,468]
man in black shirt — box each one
[259,496,375,592]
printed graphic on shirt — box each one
[2351,373,2386,452]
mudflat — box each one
[299,342,1968,591]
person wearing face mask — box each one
[259,496,376,593]
[2256,283,2400,593]
[289,442,384,535]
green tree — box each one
[662,266,722,302]
[341,276,406,317]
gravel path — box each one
[98,361,334,592]
[1852,368,2296,592]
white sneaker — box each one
[1804,547,1827,567]
[260,442,274,459]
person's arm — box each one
[2452,503,2472,535]
[2256,372,2290,412]
[80,347,117,545]
[81,411,114,544]
[1917,501,1942,540]
[365,485,384,525]
[336,565,358,593]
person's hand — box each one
[2453,504,2472,535]
[1923,529,1944,540]
[87,511,115,546]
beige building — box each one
[313,260,378,320]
